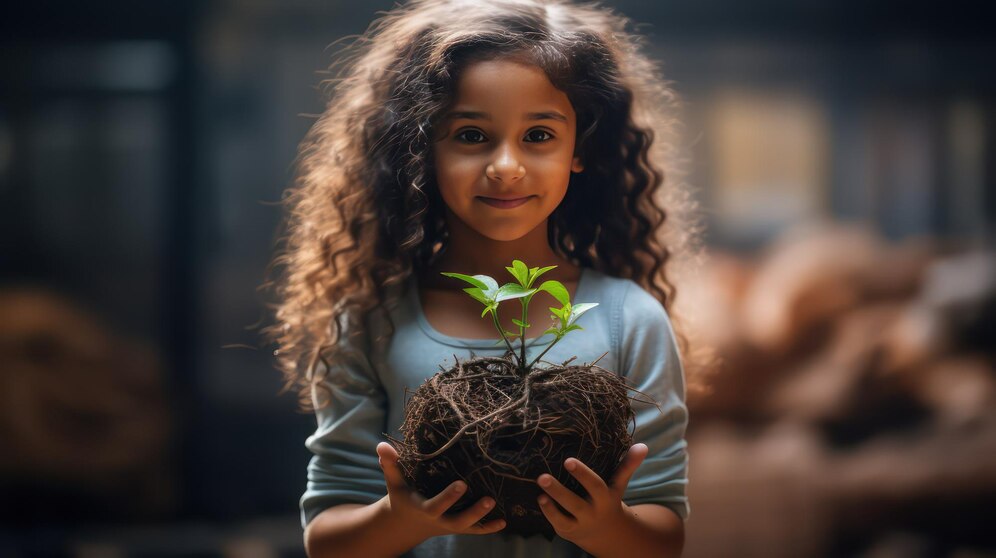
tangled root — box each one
[389,350,658,539]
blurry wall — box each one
[1,0,993,556]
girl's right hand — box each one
[376,441,507,538]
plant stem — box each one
[518,298,529,374]
[525,334,563,370]
[491,310,521,367]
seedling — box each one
[440,259,598,372]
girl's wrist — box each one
[376,494,435,548]
[573,502,631,548]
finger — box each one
[446,496,496,530]
[537,493,576,534]
[609,443,649,494]
[563,457,609,503]
[466,517,507,535]
[537,473,587,517]
[376,442,408,493]
[422,480,468,517]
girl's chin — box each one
[473,222,550,243]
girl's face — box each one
[432,59,584,242]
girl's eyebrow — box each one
[446,110,568,123]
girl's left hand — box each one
[536,443,649,545]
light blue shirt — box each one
[300,267,689,557]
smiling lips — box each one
[478,195,534,209]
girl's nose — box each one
[485,144,525,182]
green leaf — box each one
[440,272,489,290]
[505,267,522,286]
[527,265,557,288]
[549,306,569,328]
[462,287,489,305]
[537,280,570,306]
[480,303,498,318]
[495,283,537,303]
[478,276,500,296]
[568,302,599,324]
[512,318,529,328]
[512,260,529,285]
[445,273,499,296]
[542,328,559,336]
[565,324,583,333]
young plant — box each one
[441,259,598,374]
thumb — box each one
[377,441,400,462]
[610,443,648,493]
[376,442,408,493]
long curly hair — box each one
[262,0,706,412]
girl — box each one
[264,0,702,555]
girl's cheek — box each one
[439,157,484,180]
[527,156,568,176]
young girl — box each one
[265,0,701,555]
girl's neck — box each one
[422,217,580,289]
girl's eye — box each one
[525,129,553,142]
[455,129,487,144]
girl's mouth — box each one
[478,196,534,209]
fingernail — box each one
[499,520,506,528]
[538,495,549,505]
[565,459,576,471]
[454,482,465,493]
[538,475,551,487]
[483,499,494,509]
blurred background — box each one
[1,0,993,556]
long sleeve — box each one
[299,322,390,529]
[618,281,690,520]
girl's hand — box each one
[535,443,649,545]
[376,442,507,540]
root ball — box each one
[391,352,637,539]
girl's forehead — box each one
[449,59,575,120]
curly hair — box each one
[261,0,706,412]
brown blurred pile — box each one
[674,221,996,558]
[0,288,175,524]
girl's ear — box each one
[571,156,584,173]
